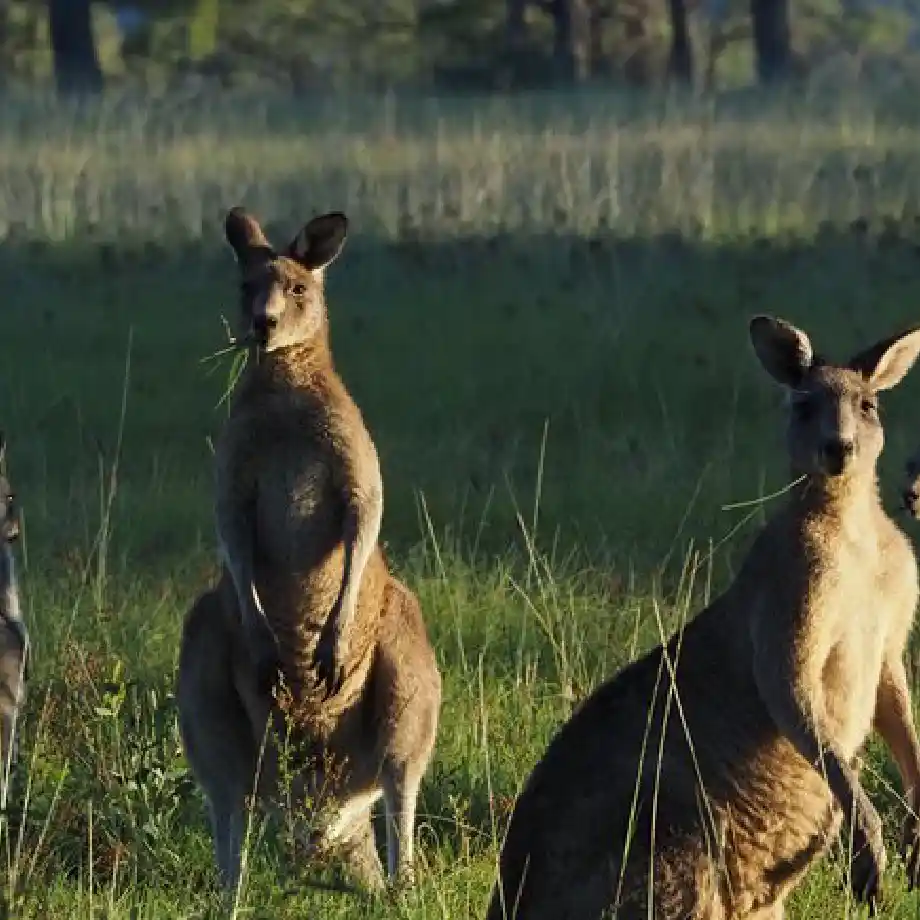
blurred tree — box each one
[667,0,693,81]
[621,0,654,84]
[0,2,10,78]
[188,0,219,59]
[48,0,103,93]
[751,0,791,80]
[420,0,508,88]
[588,0,610,72]
[504,0,591,83]
[0,0,892,93]
[506,0,527,69]
[550,0,591,81]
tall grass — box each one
[0,86,916,243]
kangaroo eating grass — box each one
[176,208,441,893]
[0,434,27,780]
[486,316,920,920]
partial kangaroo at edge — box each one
[485,316,920,920]
[0,433,28,781]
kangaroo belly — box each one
[257,550,389,707]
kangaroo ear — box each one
[225,207,273,263]
[287,212,348,272]
[849,326,920,392]
[749,315,814,389]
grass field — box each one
[3,87,920,917]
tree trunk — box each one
[0,1,10,83]
[505,0,529,83]
[550,0,591,83]
[667,0,694,83]
[48,0,103,95]
[750,0,791,83]
[507,0,528,50]
[622,0,653,87]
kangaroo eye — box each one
[860,398,877,416]
[291,283,306,298]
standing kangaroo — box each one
[176,208,441,892]
[486,316,920,920]
[0,434,27,779]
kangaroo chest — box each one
[255,446,342,571]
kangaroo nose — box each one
[822,438,855,472]
[251,314,278,337]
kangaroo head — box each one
[0,434,19,544]
[224,207,348,353]
[750,315,920,481]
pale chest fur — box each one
[719,505,919,913]
[803,508,918,756]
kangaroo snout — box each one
[250,313,277,340]
[821,437,855,475]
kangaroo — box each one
[0,434,28,779]
[486,316,920,920]
[176,208,441,893]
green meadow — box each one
[1,87,920,917]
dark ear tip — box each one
[749,315,774,336]
[323,211,348,233]
[225,206,248,228]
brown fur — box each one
[486,316,920,920]
[176,209,441,892]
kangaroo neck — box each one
[247,337,332,389]
[789,468,879,518]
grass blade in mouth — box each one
[196,314,252,411]
[216,346,249,413]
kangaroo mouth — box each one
[820,456,848,478]
[250,315,279,350]
[816,443,856,478]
